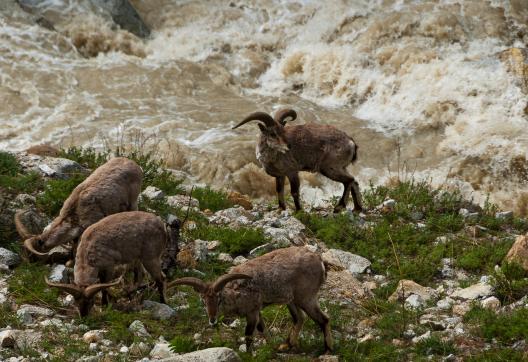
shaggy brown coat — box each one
[18,157,142,255]
[171,246,332,352]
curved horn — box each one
[45,277,83,299]
[212,273,252,293]
[168,277,207,293]
[24,237,48,257]
[14,210,37,239]
[274,109,297,126]
[232,112,275,129]
[84,276,123,299]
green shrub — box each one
[169,336,196,353]
[192,186,233,212]
[0,151,20,176]
[8,262,60,308]
[188,225,267,256]
[455,239,513,273]
[492,262,528,303]
[464,306,528,344]
[59,147,109,169]
[414,336,456,356]
[36,174,87,216]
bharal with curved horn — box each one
[46,211,174,317]
[232,108,362,213]
[170,247,333,353]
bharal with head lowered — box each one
[46,211,178,317]
[170,246,332,353]
[17,157,143,258]
[233,109,362,213]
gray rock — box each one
[389,280,438,302]
[142,186,165,200]
[218,253,233,263]
[90,0,150,37]
[412,330,431,343]
[451,283,493,300]
[0,329,17,348]
[14,329,42,350]
[322,249,371,274]
[40,157,87,179]
[0,248,21,268]
[150,342,177,359]
[437,297,454,310]
[166,194,199,209]
[405,294,425,309]
[495,211,513,220]
[481,296,501,311]
[143,300,176,320]
[18,304,54,317]
[232,256,248,265]
[129,320,150,338]
[193,239,209,261]
[130,341,151,355]
[48,264,70,283]
[160,347,241,362]
[83,330,104,343]
[381,199,396,210]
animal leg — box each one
[142,259,167,304]
[286,303,305,350]
[299,301,333,353]
[99,269,114,306]
[245,311,259,351]
[276,176,286,210]
[322,169,362,213]
[257,312,265,333]
[287,173,301,211]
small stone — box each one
[451,283,493,300]
[233,256,248,265]
[0,248,21,268]
[48,264,69,283]
[495,211,513,221]
[101,339,112,347]
[120,346,129,353]
[239,344,247,352]
[150,342,176,359]
[437,297,454,310]
[319,355,339,362]
[143,300,176,320]
[130,341,151,355]
[193,333,202,342]
[481,296,501,311]
[129,320,150,338]
[229,319,240,328]
[381,199,396,212]
[410,211,424,221]
[228,191,253,210]
[18,304,54,317]
[405,294,425,309]
[218,253,233,263]
[389,280,437,302]
[17,309,33,325]
[363,281,377,291]
[412,330,431,343]
[452,303,471,316]
[322,249,371,274]
[89,342,98,351]
[207,240,221,250]
[83,330,104,343]
[193,239,209,261]
[166,194,200,209]
[141,186,165,200]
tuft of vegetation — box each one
[192,186,233,212]
[58,147,109,169]
[0,151,20,176]
[464,306,528,344]
[492,262,528,303]
[169,336,197,353]
[188,225,268,256]
[36,174,87,216]
[414,336,457,356]
[7,262,61,308]
[455,238,514,273]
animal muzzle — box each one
[209,318,218,326]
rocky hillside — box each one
[1,147,528,361]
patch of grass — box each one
[373,301,420,340]
[455,238,514,273]
[8,262,61,308]
[188,225,268,256]
[169,335,197,353]
[492,262,528,303]
[192,186,233,212]
[467,348,528,361]
[0,151,20,176]
[36,173,87,216]
[414,336,456,356]
[464,306,528,344]
[59,146,109,169]
[336,339,403,361]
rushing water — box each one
[1,0,527,213]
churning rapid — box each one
[1,0,527,213]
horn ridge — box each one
[212,273,252,293]
[232,112,275,129]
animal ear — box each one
[212,273,252,293]
[45,277,83,299]
[168,277,207,293]
[84,276,123,299]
